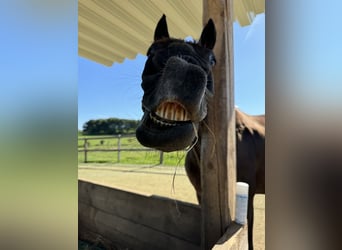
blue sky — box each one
[78,14,265,130]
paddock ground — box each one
[79,163,265,250]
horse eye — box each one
[209,55,216,66]
[147,47,155,57]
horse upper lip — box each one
[155,101,190,122]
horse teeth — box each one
[158,106,163,118]
[161,106,166,118]
[175,108,180,121]
[185,111,189,121]
[181,109,185,121]
[172,105,176,120]
[178,107,185,121]
[166,103,172,120]
[164,106,168,119]
[155,102,191,122]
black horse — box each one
[136,15,265,250]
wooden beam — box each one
[201,0,236,249]
[212,223,248,250]
[79,202,199,250]
[79,180,201,249]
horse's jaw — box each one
[136,112,197,152]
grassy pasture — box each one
[78,134,186,166]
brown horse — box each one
[136,15,265,250]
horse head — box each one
[136,15,216,152]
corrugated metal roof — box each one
[78,0,265,66]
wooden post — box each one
[159,151,164,165]
[201,0,236,249]
[117,134,121,163]
[84,139,88,163]
[84,138,88,163]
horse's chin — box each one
[136,112,196,152]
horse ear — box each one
[199,19,216,49]
[154,14,170,41]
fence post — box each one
[201,1,236,249]
[117,134,121,163]
[159,151,164,165]
[84,138,88,163]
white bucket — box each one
[235,182,249,225]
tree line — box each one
[82,118,140,135]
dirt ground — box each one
[79,164,265,250]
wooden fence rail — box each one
[78,134,165,164]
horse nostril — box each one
[155,101,190,121]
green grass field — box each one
[78,134,186,166]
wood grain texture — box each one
[213,223,248,250]
[79,180,201,250]
[201,0,236,249]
